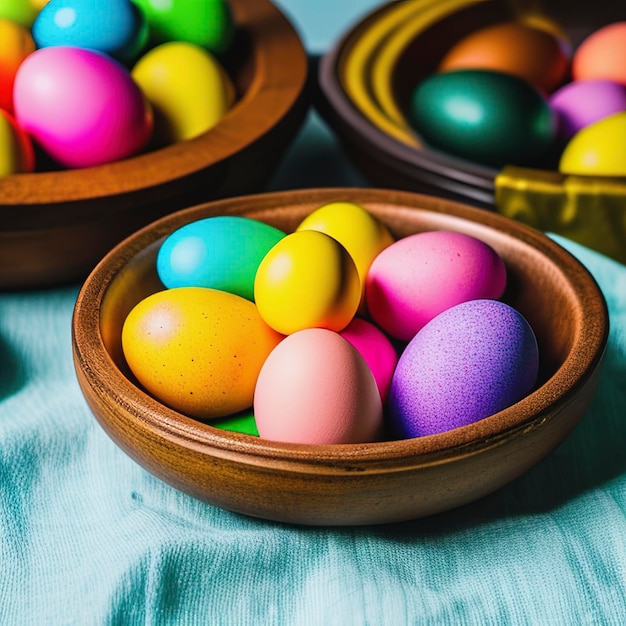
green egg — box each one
[130,0,234,54]
[408,69,557,168]
[211,409,259,436]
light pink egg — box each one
[365,230,506,341]
[13,46,153,168]
[339,317,398,403]
[253,328,383,444]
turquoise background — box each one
[2,2,626,624]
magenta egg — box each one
[365,230,506,342]
[339,317,398,403]
[13,46,153,168]
[389,299,539,439]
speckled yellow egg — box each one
[121,287,283,419]
[559,111,626,176]
[131,40,233,147]
[296,201,394,305]
[254,230,361,335]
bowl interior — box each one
[92,188,606,455]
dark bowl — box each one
[316,0,626,263]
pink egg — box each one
[339,317,398,403]
[254,328,383,445]
[365,230,506,341]
[549,79,626,140]
[13,46,153,168]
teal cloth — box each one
[1,231,625,625]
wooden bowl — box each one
[0,0,309,290]
[72,188,608,526]
[316,0,626,263]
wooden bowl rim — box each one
[72,187,609,474]
[0,0,308,206]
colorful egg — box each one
[0,0,40,27]
[156,216,286,300]
[121,287,283,420]
[130,0,234,54]
[0,107,34,175]
[32,0,148,62]
[211,409,259,436]
[409,69,558,168]
[389,299,539,438]
[132,41,232,146]
[296,201,394,307]
[13,46,152,168]
[254,230,361,335]
[549,79,626,141]
[339,317,398,403]
[572,22,626,85]
[365,230,506,342]
[559,111,626,176]
[254,328,383,444]
[0,18,35,113]
[438,21,570,93]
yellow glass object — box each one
[496,165,626,264]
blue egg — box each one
[32,0,148,63]
[157,216,287,301]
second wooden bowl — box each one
[72,188,608,526]
[0,0,309,290]
[316,0,626,263]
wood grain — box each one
[72,188,608,526]
[0,0,309,289]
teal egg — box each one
[32,0,148,63]
[408,69,557,168]
[156,216,286,301]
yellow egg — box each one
[559,112,626,176]
[131,41,233,147]
[121,287,283,419]
[0,108,34,176]
[254,230,361,335]
[296,201,394,305]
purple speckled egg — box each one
[549,79,626,141]
[389,299,538,438]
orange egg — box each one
[572,22,626,85]
[121,287,283,419]
[438,21,570,93]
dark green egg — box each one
[408,69,557,168]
